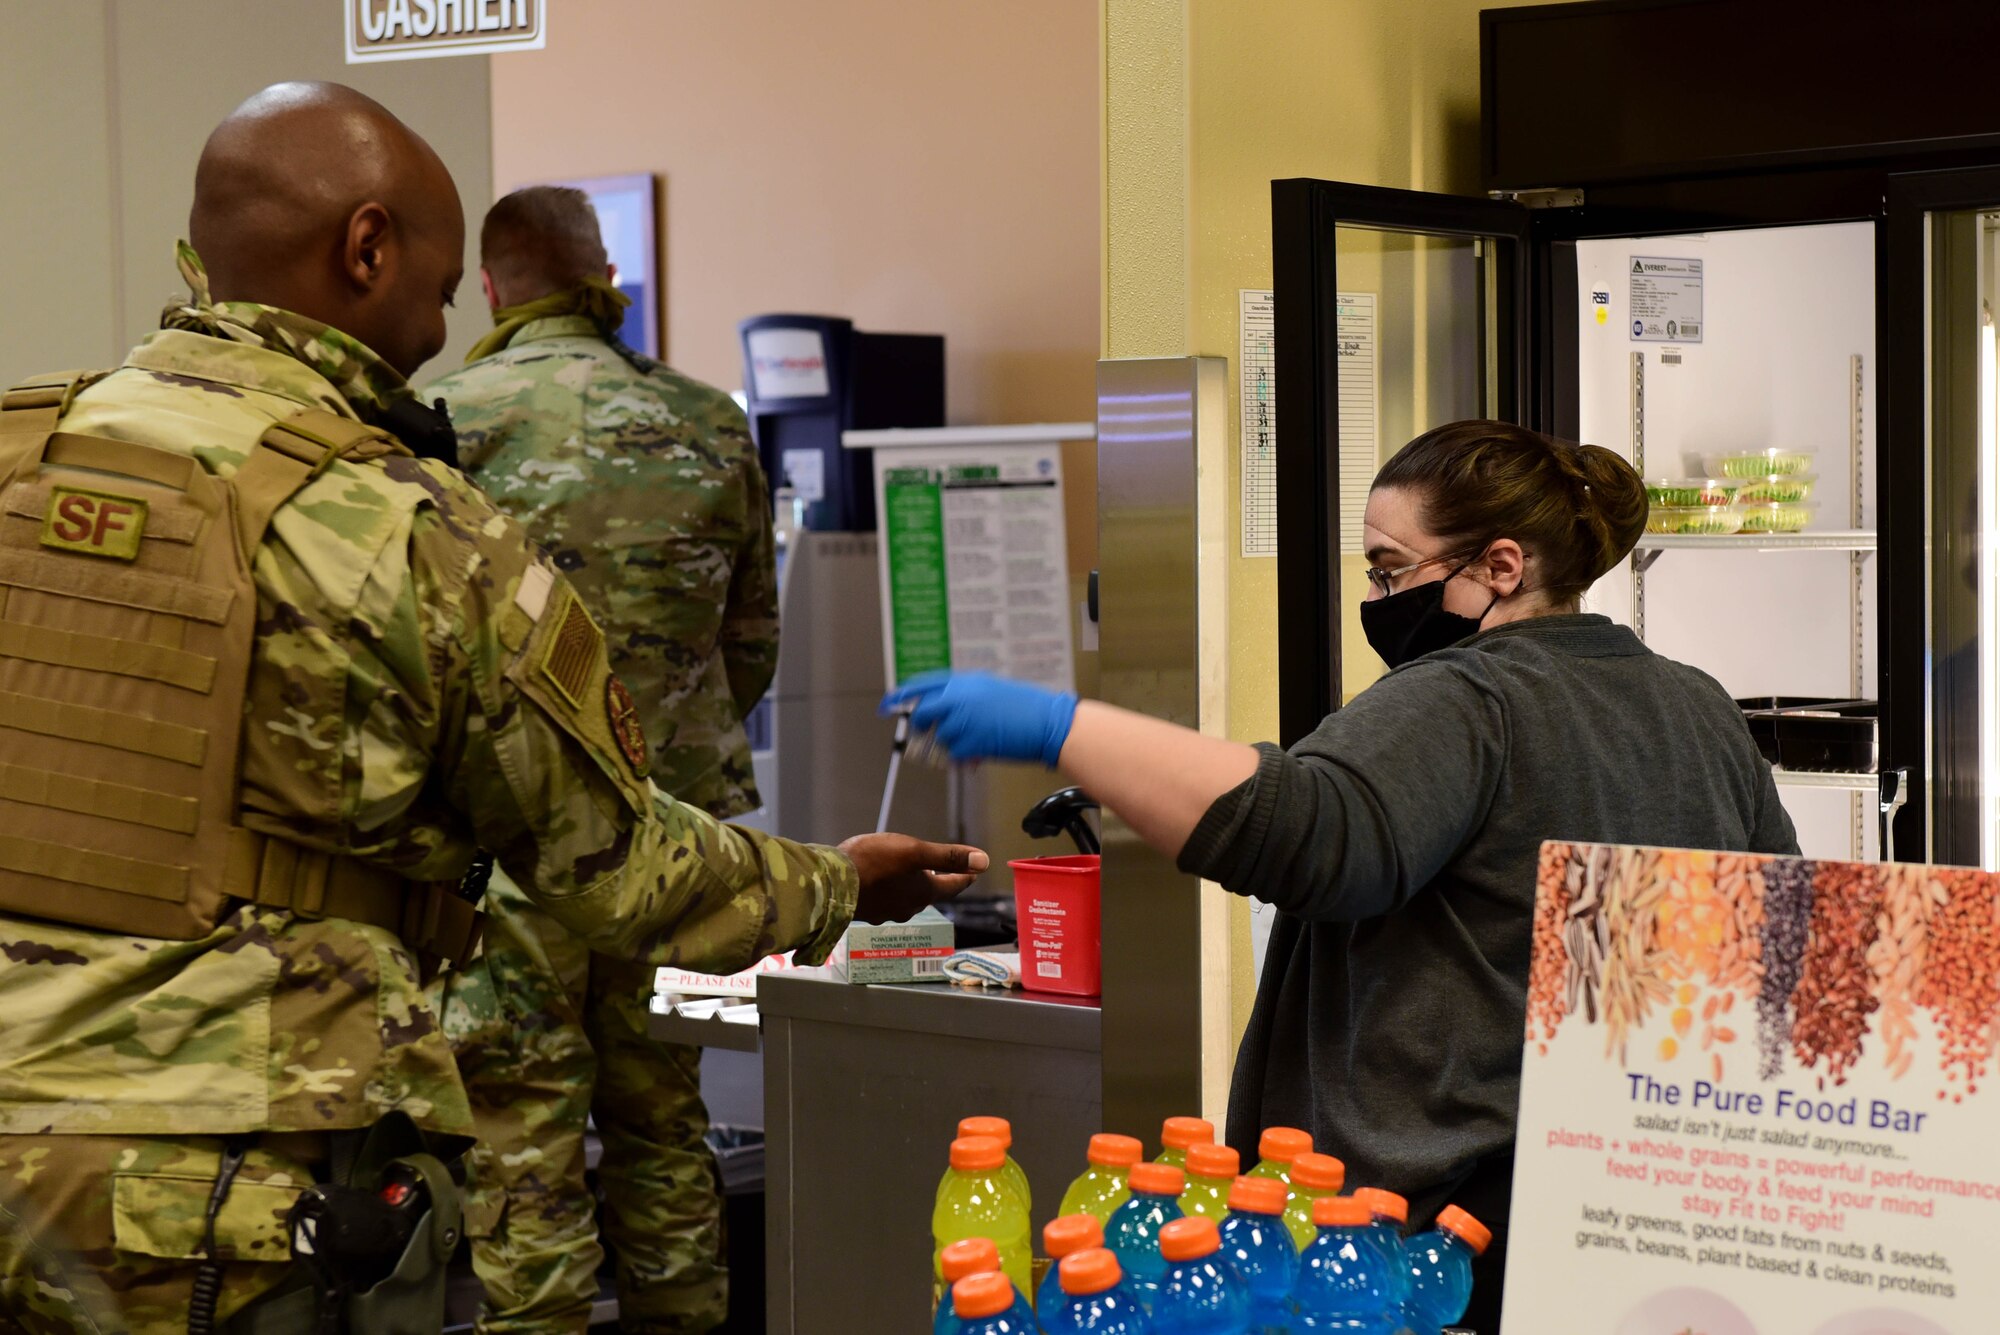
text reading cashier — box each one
[887,420,1801,1328]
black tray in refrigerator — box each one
[1732,696,1847,766]
[1735,698,1878,773]
[1769,700,1877,773]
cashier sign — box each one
[346,0,546,62]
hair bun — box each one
[1574,444,1647,580]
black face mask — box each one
[1359,565,1500,669]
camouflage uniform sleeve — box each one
[716,408,780,717]
[407,460,857,968]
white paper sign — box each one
[873,442,1075,693]
[1238,289,1376,557]
[1508,843,1997,1335]
[746,327,832,400]
[780,448,826,503]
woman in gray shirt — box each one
[888,421,1799,1328]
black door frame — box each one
[1270,179,1530,746]
[1271,168,1963,852]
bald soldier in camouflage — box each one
[424,186,777,1334]
[0,83,983,1335]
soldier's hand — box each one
[839,833,990,925]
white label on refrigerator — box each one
[1629,256,1704,342]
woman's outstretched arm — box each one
[885,672,1257,859]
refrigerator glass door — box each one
[1889,168,2000,868]
[1272,182,1528,741]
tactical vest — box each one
[0,370,480,967]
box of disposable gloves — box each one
[831,906,954,984]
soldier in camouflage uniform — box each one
[425,185,778,1335]
[0,84,983,1335]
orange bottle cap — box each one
[952,1271,1013,1319]
[1159,1215,1222,1262]
[1043,1213,1105,1258]
[1128,1162,1185,1197]
[1227,1175,1288,1216]
[958,1116,1014,1150]
[1059,1247,1123,1296]
[1160,1116,1216,1150]
[1087,1133,1144,1168]
[950,1136,1006,1173]
[1313,1196,1375,1228]
[1185,1142,1240,1180]
[940,1236,1001,1283]
[1353,1187,1408,1223]
[1257,1126,1313,1163]
[1438,1205,1492,1255]
[1290,1153,1346,1191]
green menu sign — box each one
[882,466,950,680]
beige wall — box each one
[0,0,494,383]
[1103,0,1581,1108]
[489,0,1099,430]
[491,1,1100,874]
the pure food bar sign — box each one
[346,0,545,62]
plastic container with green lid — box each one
[1735,473,1817,504]
[1645,504,1744,535]
[1643,477,1740,507]
[1707,448,1817,478]
[1737,500,1816,533]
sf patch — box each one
[606,677,649,777]
[41,486,148,560]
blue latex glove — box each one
[882,671,1078,767]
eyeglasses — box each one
[1363,550,1473,597]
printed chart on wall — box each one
[1507,842,1996,1335]
[1237,289,1377,557]
[872,442,1075,693]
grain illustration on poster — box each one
[1507,842,1993,1335]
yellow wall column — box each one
[1104,0,1580,1106]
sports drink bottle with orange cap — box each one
[1217,1175,1297,1334]
[1058,1133,1143,1221]
[1150,1216,1248,1335]
[1292,1195,1396,1332]
[1175,1142,1239,1219]
[1154,1116,1213,1170]
[1352,1188,1412,1311]
[1246,1126,1313,1187]
[1280,1152,1347,1250]
[941,1116,1031,1213]
[1043,1248,1149,1334]
[1105,1161,1185,1308]
[949,1272,1040,1335]
[1398,1205,1491,1335]
[935,1239,1037,1335]
[1037,1213,1105,1315]
[934,1136,1033,1297]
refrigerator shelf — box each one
[1770,769,1881,791]
[1632,529,1877,553]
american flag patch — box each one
[539,592,601,707]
